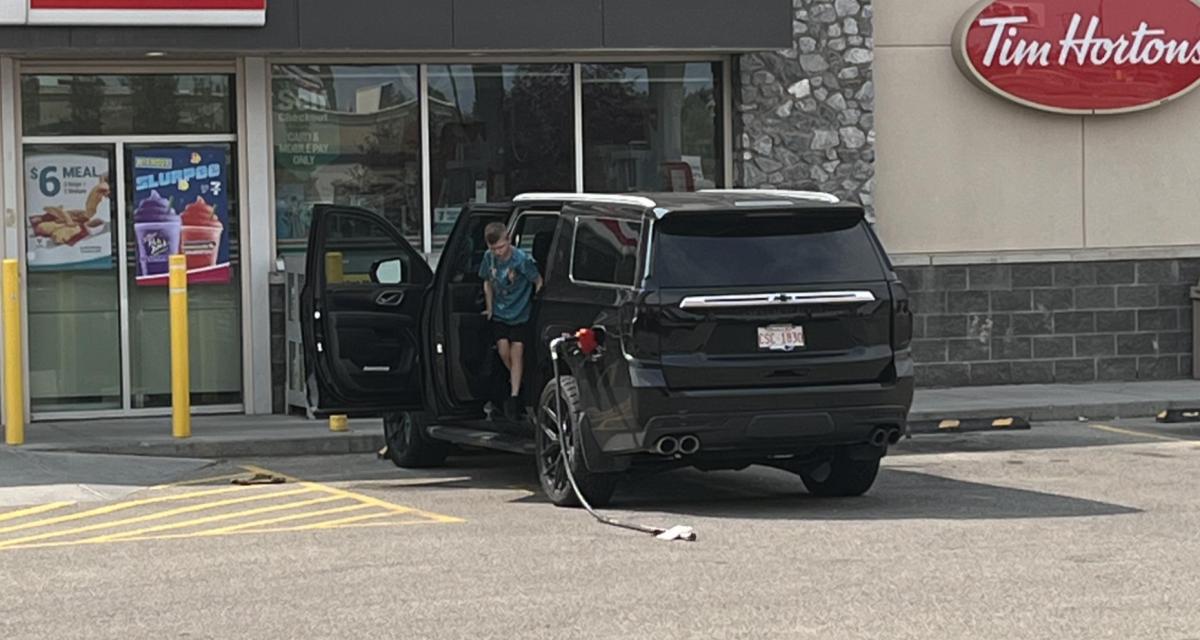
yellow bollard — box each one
[169,255,190,439]
[3,259,23,446]
[329,415,348,432]
[325,251,344,284]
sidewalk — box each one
[20,415,384,459]
[11,380,1200,459]
[910,379,1200,423]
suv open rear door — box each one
[300,204,433,417]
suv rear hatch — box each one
[644,207,895,390]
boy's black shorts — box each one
[491,320,533,346]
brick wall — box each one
[897,259,1200,387]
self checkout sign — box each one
[953,0,1200,114]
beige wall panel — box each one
[1083,98,1200,248]
[875,0,968,47]
[874,46,1085,254]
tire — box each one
[799,448,881,497]
[382,411,449,469]
[535,376,618,508]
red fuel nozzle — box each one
[575,328,598,355]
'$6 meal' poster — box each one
[132,147,231,286]
[26,152,114,271]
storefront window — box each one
[582,62,723,193]
[21,74,234,137]
[428,64,574,250]
[272,64,423,251]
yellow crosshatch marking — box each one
[0,465,462,552]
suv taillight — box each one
[889,279,913,351]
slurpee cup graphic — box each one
[133,190,180,277]
[180,196,224,270]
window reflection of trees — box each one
[427,64,574,250]
[21,74,233,136]
[582,63,722,193]
[272,65,422,248]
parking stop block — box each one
[908,417,1032,435]
[1156,408,1200,424]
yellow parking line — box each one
[0,485,247,536]
[1089,423,1195,442]
[0,502,73,524]
[290,510,404,531]
[191,503,371,537]
[0,518,448,551]
[240,464,464,524]
[0,487,313,549]
[82,495,346,544]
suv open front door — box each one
[300,204,433,417]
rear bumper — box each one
[582,355,914,469]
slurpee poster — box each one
[132,147,231,286]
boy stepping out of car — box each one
[480,222,543,421]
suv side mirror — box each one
[371,258,405,285]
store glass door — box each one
[124,143,242,409]
[24,145,123,412]
[20,71,242,418]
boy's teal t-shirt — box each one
[478,247,540,324]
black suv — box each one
[300,190,914,507]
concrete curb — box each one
[24,433,385,459]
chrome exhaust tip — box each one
[678,435,701,455]
[887,428,902,445]
[869,428,888,448]
[654,436,680,456]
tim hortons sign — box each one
[953,0,1200,114]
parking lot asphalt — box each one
[1,418,1199,639]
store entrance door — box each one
[24,139,243,418]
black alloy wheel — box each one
[382,411,450,469]
[798,447,881,497]
[535,377,618,508]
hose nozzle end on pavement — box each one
[655,525,697,542]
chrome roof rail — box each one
[513,192,658,209]
[698,188,841,204]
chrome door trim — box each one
[678,290,876,309]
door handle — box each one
[375,290,405,306]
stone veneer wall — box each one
[734,0,875,214]
[895,259,1199,387]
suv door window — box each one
[323,214,422,286]
[570,216,642,287]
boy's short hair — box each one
[484,222,508,245]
